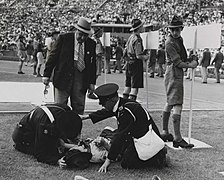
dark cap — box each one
[167,15,184,28]
[57,111,82,139]
[94,83,119,104]
[64,149,92,169]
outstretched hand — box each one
[98,158,111,173]
[58,156,67,169]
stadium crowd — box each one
[1,0,224,43]
[0,0,224,77]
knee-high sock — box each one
[172,114,182,141]
[162,111,170,133]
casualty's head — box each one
[167,15,184,38]
[74,17,93,43]
[57,110,82,141]
[94,83,119,111]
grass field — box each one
[0,64,224,180]
[1,110,224,180]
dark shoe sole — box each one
[173,139,194,148]
[160,133,174,142]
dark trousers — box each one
[121,140,167,169]
[12,124,34,155]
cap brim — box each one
[130,21,144,31]
[167,25,184,28]
[74,24,92,35]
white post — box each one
[103,33,107,84]
[188,68,195,143]
[188,29,197,143]
[146,58,149,109]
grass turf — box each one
[1,111,224,180]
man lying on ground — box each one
[80,83,167,173]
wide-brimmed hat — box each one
[130,19,144,31]
[167,15,184,28]
[74,17,92,34]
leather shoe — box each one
[173,139,194,148]
[160,133,174,142]
[87,92,98,99]
[18,71,25,74]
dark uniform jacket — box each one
[43,32,96,92]
[157,48,166,64]
[212,51,224,69]
[12,104,71,165]
[89,98,160,161]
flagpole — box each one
[188,29,197,143]
[103,33,107,84]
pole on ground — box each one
[188,29,197,143]
[103,33,107,84]
[145,50,150,109]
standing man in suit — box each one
[148,49,157,78]
[211,47,223,83]
[42,17,96,115]
[156,44,166,78]
[200,48,211,83]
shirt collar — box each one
[113,97,120,112]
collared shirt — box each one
[74,33,84,61]
[125,33,143,59]
[113,98,120,113]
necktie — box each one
[77,43,85,72]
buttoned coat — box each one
[43,32,96,92]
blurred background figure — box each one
[105,46,112,74]
[26,38,34,66]
[211,47,224,83]
[92,27,104,79]
[45,28,60,62]
[156,44,165,78]
[35,34,46,77]
[148,49,157,78]
[87,27,104,100]
[199,48,211,84]
[16,34,27,74]
[113,41,123,74]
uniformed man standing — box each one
[122,19,149,101]
[161,15,198,148]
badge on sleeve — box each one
[43,129,48,134]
